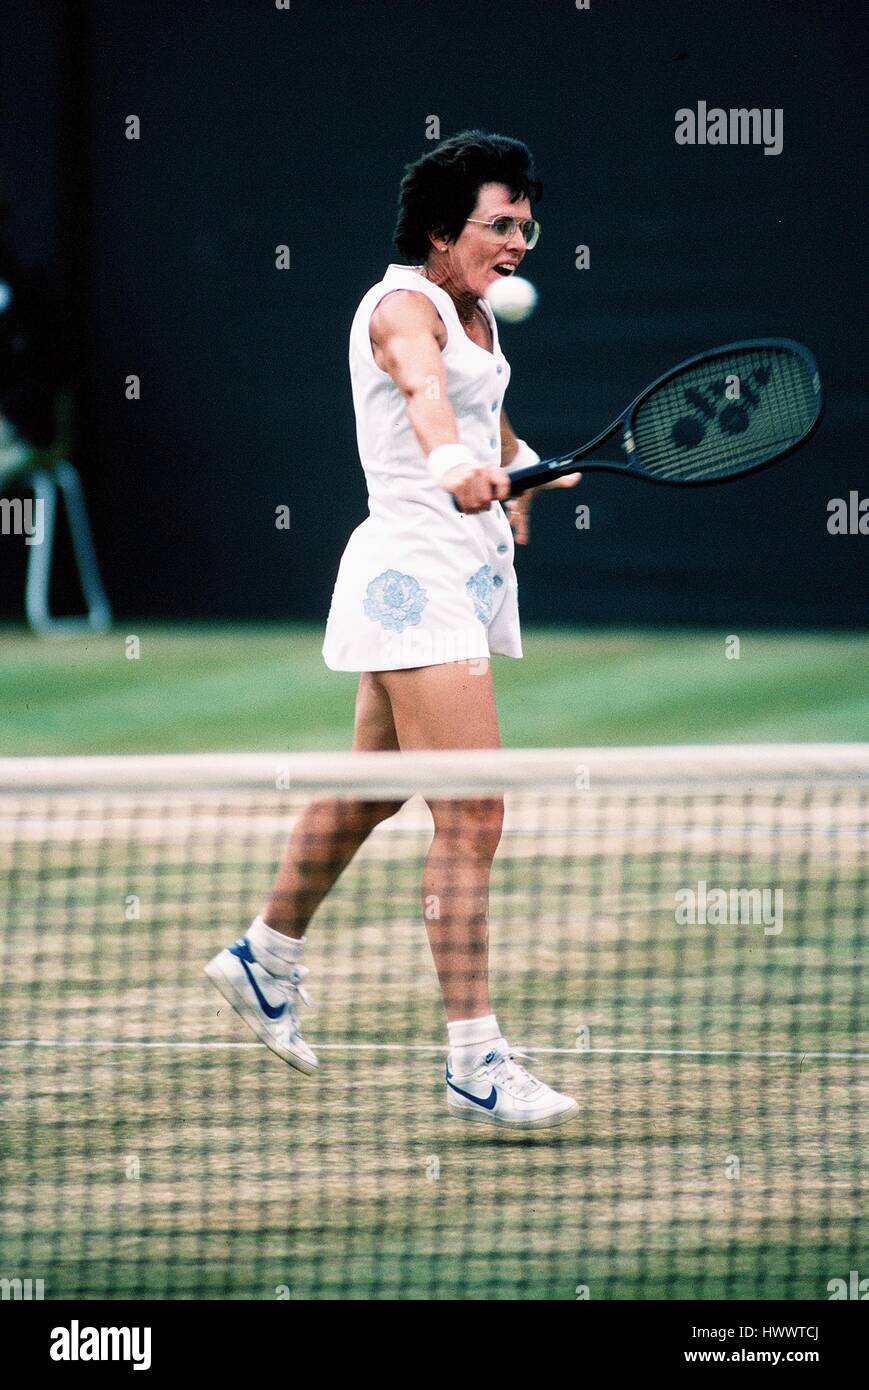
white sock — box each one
[448,1014,506,1076]
[247,915,305,977]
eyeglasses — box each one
[465,216,541,249]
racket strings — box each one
[633,349,819,481]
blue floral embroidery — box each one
[363,570,428,633]
[466,564,494,625]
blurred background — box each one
[0,0,865,752]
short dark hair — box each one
[393,129,542,262]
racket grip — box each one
[506,457,571,496]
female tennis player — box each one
[207,131,579,1127]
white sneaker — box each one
[205,935,318,1074]
[446,1047,578,1129]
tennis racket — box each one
[507,338,823,495]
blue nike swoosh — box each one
[447,1079,498,1110]
[229,938,287,1020]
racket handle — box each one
[506,456,576,496]
[449,455,574,507]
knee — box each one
[435,796,504,860]
[463,796,505,860]
[359,797,406,829]
[324,797,404,848]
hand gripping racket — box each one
[507,339,823,495]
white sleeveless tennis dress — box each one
[322,264,522,672]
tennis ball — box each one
[485,274,538,323]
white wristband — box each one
[510,438,540,470]
[427,442,475,486]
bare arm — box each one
[494,405,522,472]
[370,291,457,456]
[370,290,508,512]
[500,406,581,545]
[499,408,521,468]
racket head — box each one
[624,339,823,485]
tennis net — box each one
[1,745,866,1300]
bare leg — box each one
[377,659,502,1021]
[262,673,404,936]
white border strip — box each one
[0,744,867,796]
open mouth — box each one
[492,262,517,276]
